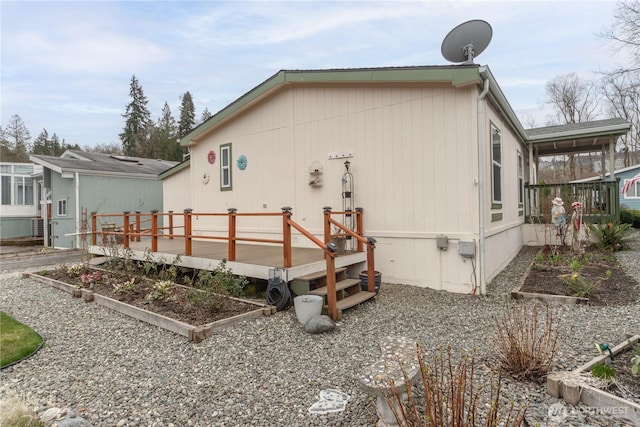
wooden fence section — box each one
[525,180,620,225]
[90,207,377,320]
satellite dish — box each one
[441,20,492,64]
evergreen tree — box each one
[32,128,64,156]
[200,107,212,124]
[178,91,196,138]
[155,102,182,161]
[120,75,152,156]
[2,115,31,162]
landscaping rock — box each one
[55,414,93,427]
[304,314,335,334]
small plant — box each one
[591,363,617,380]
[569,258,581,272]
[381,345,527,426]
[113,278,136,294]
[80,271,106,289]
[494,303,562,381]
[66,263,84,275]
[534,250,544,263]
[142,248,159,277]
[146,280,174,301]
[631,355,640,375]
[562,273,598,298]
[605,269,612,279]
[590,221,632,251]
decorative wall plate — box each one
[237,155,247,170]
[207,150,216,164]
[201,171,210,184]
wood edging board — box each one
[24,273,275,342]
[546,334,640,426]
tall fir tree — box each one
[120,75,152,156]
[2,115,31,162]
[178,91,196,138]
[32,128,65,156]
[155,102,182,161]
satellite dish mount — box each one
[441,20,492,65]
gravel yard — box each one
[1,232,639,426]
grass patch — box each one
[1,312,43,368]
[0,397,44,427]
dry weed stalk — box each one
[494,303,562,381]
[381,345,527,426]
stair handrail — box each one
[324,209,377,295]
[285,212,340,319]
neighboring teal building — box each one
[575,163,640,211]
[30,151,177,249]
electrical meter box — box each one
[458,240,476,258]
[436,235,449,250]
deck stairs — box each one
[290,266,376,319]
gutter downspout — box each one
[477,72,490,295]
[75,172,80,249]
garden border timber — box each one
[23,273,276,343]
[547,334,640,426]
[510,260,589,305]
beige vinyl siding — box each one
[163,166,191,230]
[187,83,483,292]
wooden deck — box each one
[88,238,367,282]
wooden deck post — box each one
[282,207,292,268]
[227,208,237,262]
[91,213,97,246]
[367,244,376,293]
[356,207,364,252]
[323,206,332,243]
[122,211,130,249]
[184,208,193,256]
[325,252,338,320]
[168,211,174,240]
[150,209,158,252]
[135,211,141,242]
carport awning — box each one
[525,118,631,156]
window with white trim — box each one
[623,179,639,198]
[57,199,67,216]
[0,164,34,206]
[491,124,502,204]
[220,144,232,190]
[517,151,524,205]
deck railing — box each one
[525,180,620,225]
[90,207,376,321]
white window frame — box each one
[517,151,524,206]
[490,124,502,205]
[57,199,68,216]
[623,178,639,199]
[220,144,232,191]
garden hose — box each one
[266,278,291,311]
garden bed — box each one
[27,261,275,342]
[512,245,639,306]
[547,335,640,425]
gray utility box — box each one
[458,240,476,258]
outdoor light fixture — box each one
[367,237,377,245]
[344,160,350,171]
[595,342,614,360]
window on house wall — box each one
[220,143,232,191]
[491,124,502,204]
[517,151,524,206]
[0,164,35,205]
[623,178,639,198]
[58,199,67,216]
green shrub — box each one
[590,221,632,250]
[562,273,598,297]
[620,208,640,228]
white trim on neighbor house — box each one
[623,178,639,199]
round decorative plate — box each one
[207,150,216,164]
[201,171,210,184]
[237,155,247,170]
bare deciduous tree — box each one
[545,73,601,179]
[598,0,640,76]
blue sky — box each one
[0,1,629,148]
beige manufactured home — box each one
[162,64,629,295]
